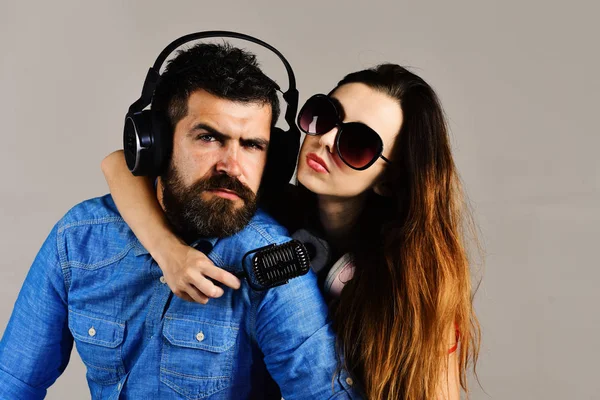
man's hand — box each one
[154,241,241,304]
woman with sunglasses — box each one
[101,64,480,399]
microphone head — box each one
[242,240,311,291]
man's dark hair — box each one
[153,42,280,129]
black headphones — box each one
[123,31,300,188]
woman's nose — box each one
[317,127,339,154]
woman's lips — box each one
[306,153,329,173]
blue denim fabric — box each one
[0,195,361,399]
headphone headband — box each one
[128,31,298,121]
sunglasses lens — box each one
[298,96,338,135]
[338,123,382,169]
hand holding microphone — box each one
[155,229,329,303]
[154,240,242,304]
[154,237,315,304]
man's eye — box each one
[245,142,265,151]
[196,134,216,142]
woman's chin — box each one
[297,168,325,194]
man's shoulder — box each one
[54,195,143,266]
[243,208,290,245]
[57,194,122,232]
[55,194,133,247]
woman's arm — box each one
[100,150,240,303]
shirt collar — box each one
[133,237,218,257]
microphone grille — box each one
[251,240,310,289]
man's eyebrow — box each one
[188,123,229,139]
[189,122,270,148]
[240,137,270,148]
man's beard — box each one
[161,164,258,240]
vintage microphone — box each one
[238,240,311,291]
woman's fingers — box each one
[182,283,211,304]
[186,268,226,298]
[159,245,242,304]
[202,263,242,290]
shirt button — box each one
[159,276,166,284]
[345,377,354,386]
[196,331,205,342]
[88,327,96,337]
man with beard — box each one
[0,43,360,399]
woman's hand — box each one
[156,239,242,304]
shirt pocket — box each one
[68,310,126,385]
[160,317,238,400]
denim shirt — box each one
[0,195,361,399]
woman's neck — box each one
[317,193,367,253]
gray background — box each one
[1,1,598,399]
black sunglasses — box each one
[297,94,391,170]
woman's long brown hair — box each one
[331,65,481,399]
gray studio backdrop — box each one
[1,1,598,399]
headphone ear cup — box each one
[150,109,171,176]
[123,109,171,176]
[263,126,301,188]
[123,110,153,176]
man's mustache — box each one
[192,174,255,202]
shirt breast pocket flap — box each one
[161,318,238,399]
[68,310,126,385]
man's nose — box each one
[215,145,242,177]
